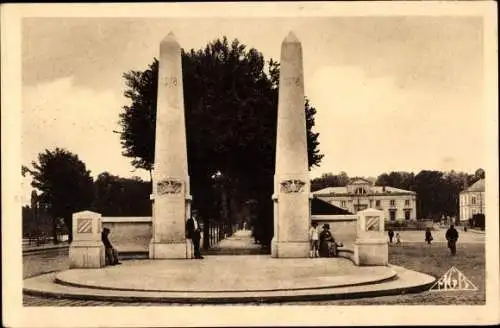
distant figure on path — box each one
[309,222,319,258]
[186,210,203,259]
[395,233,401,245]
[388,229,395,244]
[425,228,433,244]
[319,224,337,257]
[101,227,121,265]
[445,224,459,256]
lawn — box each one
[290,242,486,305]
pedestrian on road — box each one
[425,228,433,244]
[395,233,401,245]
[388,229,395,244]
[309,222,319,258]
[445,224,459,256]
[101,227,121,265]
[186,210,204,259]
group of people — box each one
[308,222,342,258]
[386,224,460,255]
[101,212,461,265]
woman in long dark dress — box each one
[319,224,337,257]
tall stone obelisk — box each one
[271,32,311,258]
[149,32,192,259]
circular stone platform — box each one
[55,256,396,293]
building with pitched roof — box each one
[313,178,417,221]
[459,178,485,222]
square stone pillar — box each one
[69,210,105,268]
[271,32,311,258]
[353,208,388,266]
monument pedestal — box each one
[69,211,105,268]
[271,240,309,258]
[353,239,388,266]
[69,241,105,269]
[149,241,191,259]
[353,208,388,266]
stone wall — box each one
[102,217,152,253]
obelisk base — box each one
[149,241,191,259]
[271,239,310,258]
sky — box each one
[21,16,486,201]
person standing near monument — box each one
[309,222,319,258]
[445,224,459,256]
[186,210,203,259]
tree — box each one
[375,171,415,191]
[311,171,349,191]
[24,148,95,242]
[117,37,323,248]
[474,168,485,180]
[92,172,151,216]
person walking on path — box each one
[186,210,204,259]
[445,224,459,256]
[395,233,401,245]
[388,229,395,244]
[425,228,433,244]
[309,222,319,258]
[101,227,121,265]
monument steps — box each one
[23,258,436,304]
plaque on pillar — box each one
[353,208,388,266]
[69,210,105,268]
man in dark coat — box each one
[445,224,459,255]
[101,227,121,265]
[388,229,395,244]
[186,210,203,259]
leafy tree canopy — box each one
[23,148,95,241]
[118,36,324,246]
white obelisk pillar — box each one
[271,32,311,258]
[149,32,192,259]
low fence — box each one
[385,219,434,231]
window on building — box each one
[390,199,396,206]
[375,200,381,207]
[405,199,410,206]
[472,196,476,205]
[341,200,346,207]
[355,187,366,195]
[404,210,411,220]
[389,210,396,221]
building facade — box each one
[459,178,485,222]
[313,179,417,221]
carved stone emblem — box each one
[280,179,306,193]
[77,218,93,234]
[365,216,380,231]
[157,179,183,195]
[162,76,178,88]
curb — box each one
[23,244,69,255]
